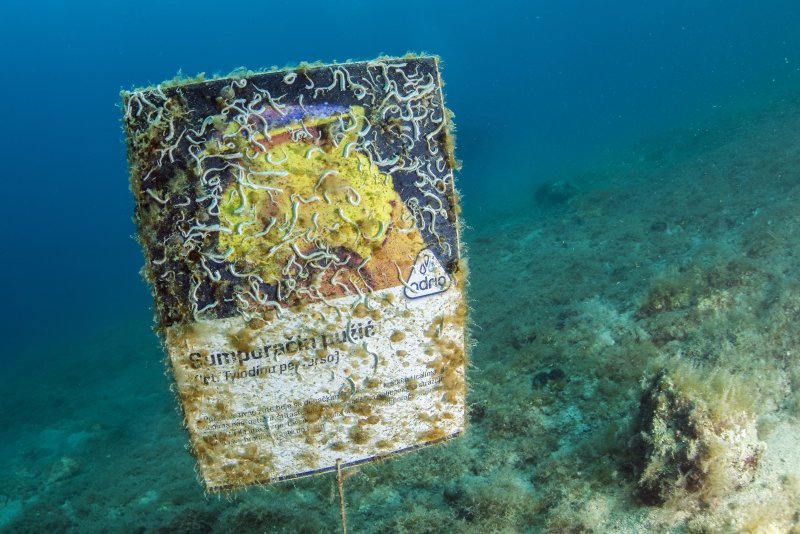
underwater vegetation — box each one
[461,92,800,532]
[629,368,764,505]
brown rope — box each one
[336,459,347,534]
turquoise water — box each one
[3,1,800,531]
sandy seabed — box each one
[3,90,800,533]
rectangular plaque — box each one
[122,55,467,490]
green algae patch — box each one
[630,370,765,505]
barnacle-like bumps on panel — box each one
[121,55,467,491]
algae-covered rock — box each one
[629,370,765,505]
[534,180,578,207]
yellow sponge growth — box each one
[217,106,397,285]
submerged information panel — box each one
[121,56,467,490]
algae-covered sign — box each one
[121,56,467,490]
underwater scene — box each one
[3,1,800,532]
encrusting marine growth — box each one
[121,55,469,491]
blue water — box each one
[1,0,798,349]
[2,1,800,531]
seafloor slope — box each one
[2,89,800,532]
